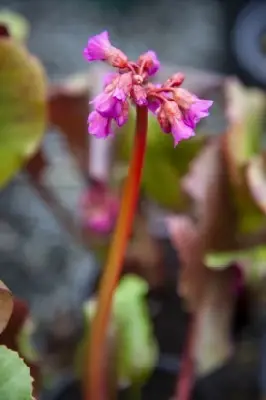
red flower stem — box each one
[85,105,148,400]
[174,316,196,400]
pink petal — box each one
[138,50,160,76]
[91,92,122,118]
[88,111,113,138]
[132,84,147,106]
[171,118,195,146]
[115,100,129,127]
[113,72,133,101]
[83,31,111,62]
[103,72,119,87]
[185,99,213,126]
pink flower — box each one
[103,72,119,87]
[112,72,133,101]
[164,73,185,87]
[132,85,147,106]
[185,98,213,126]
[88,111,113,138]
[157,101,195,146]
[137,51,160,76]
[115,100,129,127]
[174,88,213,127]
[91,92,123,118]
[83,31,128,68]
[83,31,111,61]
[91,72,132,119]
[79,186,119,234]
[83,31,213,146]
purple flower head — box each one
[84,31,213,146]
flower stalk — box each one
[82,30,213,400]
[86,105,148,400]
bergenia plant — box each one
[83,30,213,399]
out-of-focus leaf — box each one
[224,78,265,176]
[194,267,238,377]
[223,78,266,234]
[48,75,90,181]
[113,275,158,385]
[0,281,13,335]
[0,345,32,400]
[168,137,237,309]
[205,250,248,270]
[0,10,30,42]
[17,318,39,364]
[205,245,266,286]
[246,153,266,215]
[77,275,158,387]
[0,36,47,188]
[117,109,206,211]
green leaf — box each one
[113,275,158,385]
[0,346,33,400]
[205,250,250,270]
[76,275,158,387]
[0,37,47,188]
[225,79,265,167]
[0,10,30,42]
[205,246,266,285]
[17,318,39,364]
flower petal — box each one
[83,31,111,62]
[88,110,113,138]
[115,100,129,127]
[138,50,160,76]
[171,118,195,146]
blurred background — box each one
[0,0,265,399]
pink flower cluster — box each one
[83,31,213,146]
[79,182,119,234]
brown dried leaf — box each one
[48,76,90,181]
[169,137,237,309]
[0,280,13,334]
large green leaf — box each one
[0,346,33,400]
[0,36,46,188]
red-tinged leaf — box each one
[0,298,41,398]
[0,24,9,37]
[0,281,13,335]
[48,76,90,181]
[25,150,47,181]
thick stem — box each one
[85,106,148,400]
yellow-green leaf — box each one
[0,37,47,188]
[0,10,30,43]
